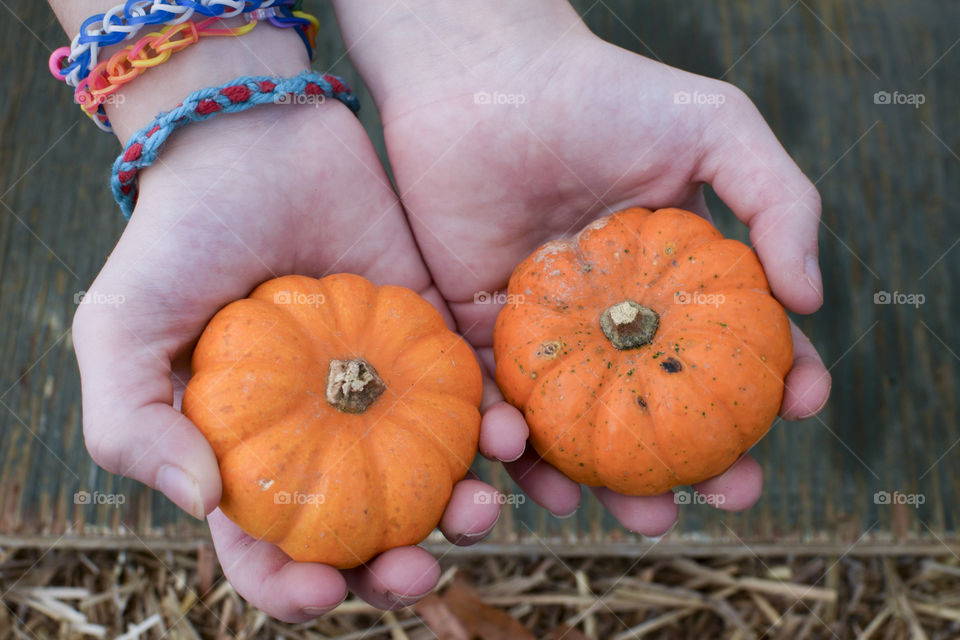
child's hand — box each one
[71,103,500,620]
[333,0,831,532]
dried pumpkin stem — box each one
[599,300,659,350]
[325,358,386,414]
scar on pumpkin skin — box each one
[537,340,564,359]
[660,357,683,373]
[532,239,573,263]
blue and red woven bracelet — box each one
[111,70,359,218]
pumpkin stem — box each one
[599,300,659,350]
[325,358,386,414]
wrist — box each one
[110,25,310,144]
[113,71,358,218]
[50,2,310,144]
[330,0,590,109]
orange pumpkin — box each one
[493,208,793,496]
[183,274,482,568]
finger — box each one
[699,86,823,314]
[780,319,831,420]
[343,546,441,610]
[434,304,528,463]
[590,487,679,536]
[676,185,715,224]
[504,448,582,517]
[417,283,458,331]
[72,300,221,519]
[207,509,347,622]
[473,346,529,461]
[691,454,764,511]
[480,401,529,462]
[477,345,496,376]
[439,478,501,545]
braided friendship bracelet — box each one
[74,8,319,132]
[111,71,359,218]
[49,0,306,87]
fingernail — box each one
[804,255,823,302]
[156,464,204,519]
[385,587,433,609]
[796,381,832,419]
[499,451,524,463]
[644,518,680,542]
[460,511,501,541]
[554,504,580,519]
[301,594,347,617]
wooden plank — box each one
[2,534,960,559]
[0,0,957,542]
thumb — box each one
[698,86,824,314]
[72,298,221,519]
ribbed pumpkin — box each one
[183,274,482,568]
[493,208,793,496]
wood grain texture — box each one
[0,0,956,546]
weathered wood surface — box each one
[0,0,957,546]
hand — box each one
[332,1,832,534]
[65,27,499,621]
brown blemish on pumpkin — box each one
[637,396,647,410]
[537,340,563,359]
[660,357,683,373]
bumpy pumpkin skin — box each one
[493,208,793,496]
[183,274,482,568]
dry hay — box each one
[2,542,960,639]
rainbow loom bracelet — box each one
[49,1,308,87]
[111,71,360,218]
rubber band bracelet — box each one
[50,0,307,87]
[75,7,319,132]
[77,15,259,131]
[111,71,359,218]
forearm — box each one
[330,0,587,105]
[49,0,310,144]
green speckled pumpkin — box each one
[493,208,793,495]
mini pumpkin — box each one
[184,274,482,568]
[493,208,793,496]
